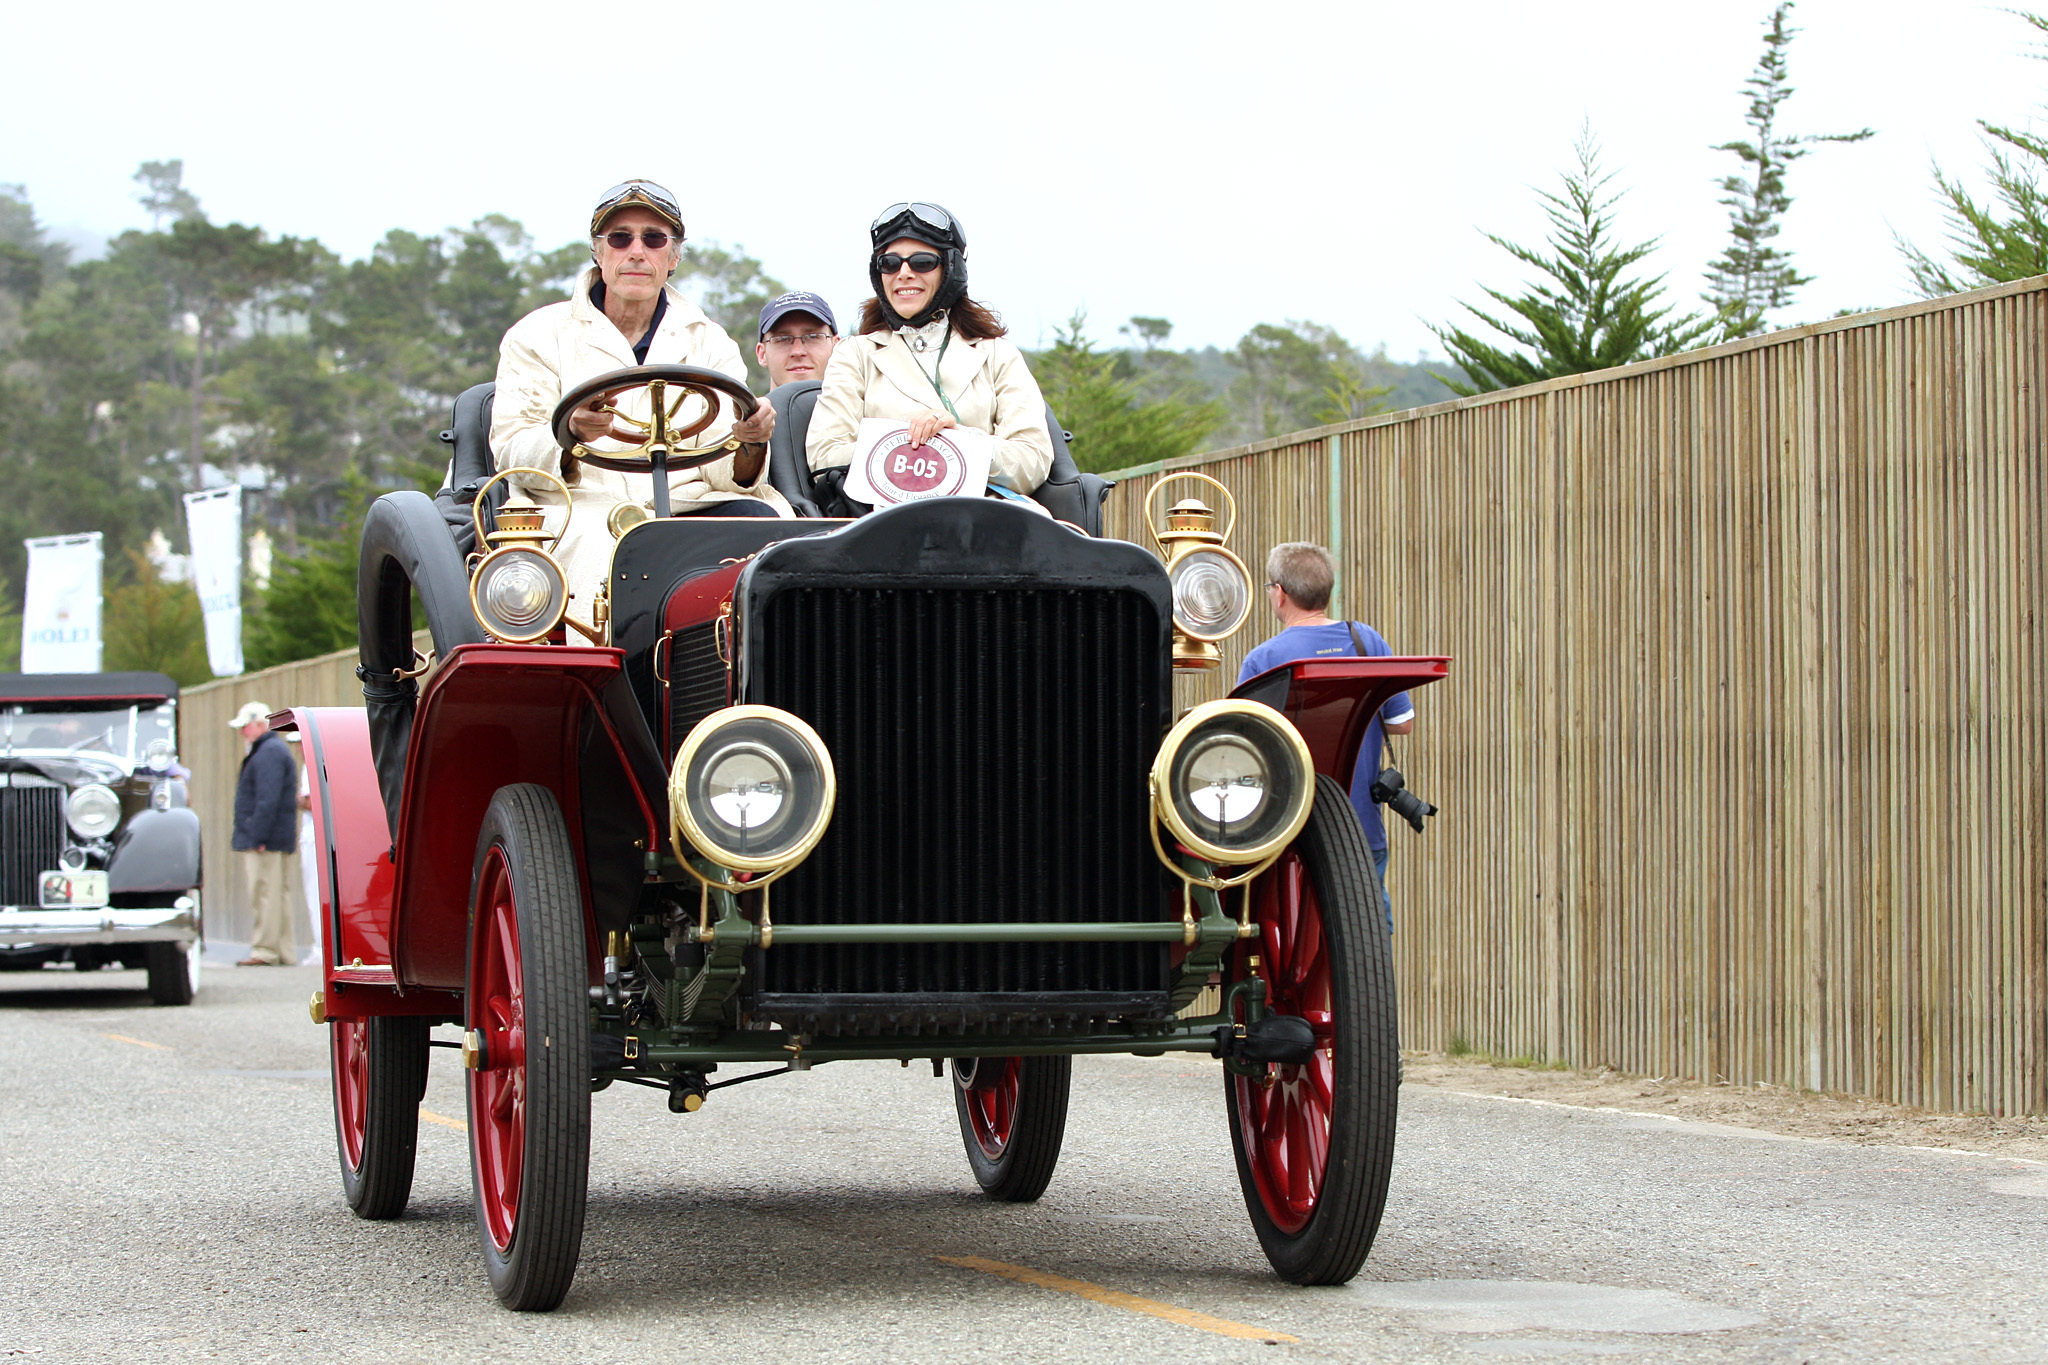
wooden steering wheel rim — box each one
[550,364,760,473]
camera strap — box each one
[1345,620,1399,770]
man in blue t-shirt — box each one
[1236,542,1416,924]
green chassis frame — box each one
[587,855,1275,1079]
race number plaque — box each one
[844,418,992,507]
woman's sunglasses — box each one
[876,251,942,275]
[599,229,676,250]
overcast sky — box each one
[4,0,2040,361]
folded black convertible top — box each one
[0,672,179,703]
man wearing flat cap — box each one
[229,701,297,967]
[492,178,785,612]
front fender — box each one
[107,807,201,894]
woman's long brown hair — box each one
[859,296,1007,340]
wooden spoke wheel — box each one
[550,363,759,475]
[466,784,590,1312]
[1226,773,1399,1285]
[952,1054,1072,1203]
[331,1013,429,1220]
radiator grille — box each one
[666,623,726,758]
[0,785,64,906]
[747,585,1174,1031]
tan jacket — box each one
[807,327,1053,496]
[490,268,789,607]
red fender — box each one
[387,643,659,992]
[285,706,460,1021]
[1232,657,1452,792]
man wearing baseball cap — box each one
[228,701,297,967]
[757,291,839,390]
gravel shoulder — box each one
[1404,1050,2048,1162]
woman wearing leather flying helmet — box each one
[491,178,786,608]
[807,202,1052,504]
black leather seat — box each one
[434,381,503,559]
[764,380,1114,536]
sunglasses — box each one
[872,201,954,236]
[876,251,943,275]
[598,228,676,250]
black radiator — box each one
[0,785,64,907]
[746,585,1176,1034]
[666,622,725,757]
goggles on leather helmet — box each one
[870,201,960,249]
[591,179,685,237]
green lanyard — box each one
[908,326,962,423]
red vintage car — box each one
[293,365,1447,1309]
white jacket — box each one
[807,326,1052,497]
[491,268,789,606]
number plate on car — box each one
[39,871,109,909]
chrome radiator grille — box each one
[746,585,1175,1032]
[0,785,64,906]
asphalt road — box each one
[3,957,2045,1365]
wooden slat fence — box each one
[1105,275,2047,1115]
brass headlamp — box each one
[468,469,574,643]
[1144,471,1255,671]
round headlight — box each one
[66,783,121,840]
[1168,547,1253,641]
[472,546,568,642]
[143,738,174,773]
[670,706,836,874]
[1151,700,1313,865]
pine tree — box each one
[1900,10,2048,296]
[1433,134,1717,397]
[1704,2,1873,336]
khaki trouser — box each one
[238,849,296,965]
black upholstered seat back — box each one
[434,381,503,558]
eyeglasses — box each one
[871,202,955,237]
[598,228,676,250]
[762,331,834,349]
[876,251,943,275]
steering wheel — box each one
[551,364,761,515]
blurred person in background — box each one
[229,701,298,966]
[1238,542,1417,925]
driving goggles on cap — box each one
[591,179,685,236]
[870,201,959,245]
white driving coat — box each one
[491,268,790,608]
[807,326,1053,497]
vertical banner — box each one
[182,487,245,677]
[20,532,104,673]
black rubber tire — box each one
[334,1016,430,1219]
[144,939,198,1006]
[1227,773,1399,1285]
[466,784,590,1312]
[952,1054,1072,1203]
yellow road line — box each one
[98,1032,170,1051]
[419,1107,467,1132]
[933,1255,1300,1344]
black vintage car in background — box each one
[0,671,203,1004]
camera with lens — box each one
[1368,766,1437,834]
